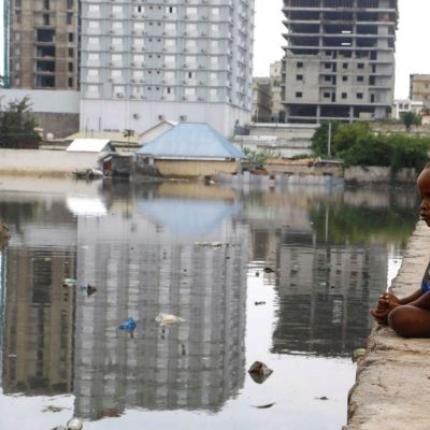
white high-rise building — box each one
[80,0,255,137]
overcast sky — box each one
[253,0,430,99]
[0,0,427,99]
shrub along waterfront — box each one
[312,122,430,172]
[0,97,41,149]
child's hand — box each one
[379,292,400,309]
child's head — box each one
[417,163,430,226]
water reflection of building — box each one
[273,232,387,357]
[73,199,248,420]
[2,247,76,395]
[0,198,77,396]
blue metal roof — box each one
[138,198,240,237]
[137,123,245,159]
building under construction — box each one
[5,0,80,89]
[282,0,398,123]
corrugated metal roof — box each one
[137,123,245,159]
[66,138,111,153]
[65,132,140,144]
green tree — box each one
[0,97,41,148]
[311,121,340,157]
[400,111,421,132]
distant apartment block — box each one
[409,74,430,107]
[252,77,272,122]
[282,0,398,123]
[7,0,80,89]
[79,0,255,136]
[270,60,284,122]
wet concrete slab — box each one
[344,222,430,430]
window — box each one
[68,62,73,72]
[43,14,50,25]
[44,0,50,10]
[68,77,73,87]
[296,74,303,81]
[68,48,74,57]
[66,12,73,25]
[357,63,364,69]
[342,92,347,99]
[324,76,331,82]
[357,76,364,82]
[67,0,74,9]
[297,62,303,68]
[324,63,331,69]
[342,76,348,82]
[357,92,363,99]
[295,92,303,98]
[68,33,74,42]
[323,92,330,98]
[342,63,348,69]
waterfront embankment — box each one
[344,221,430,430]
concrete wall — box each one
[0,89,80,113]
[345,166,417,184]
[80,99,251,138]
[155,159,240,177]
[0,149,100,175]
[33,113,79,139]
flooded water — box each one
[0,178,418,430]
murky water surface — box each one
[0,179,418,429]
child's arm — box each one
[396,289,424,305]
[409,291,430,309]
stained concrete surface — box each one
[344,222,430,430]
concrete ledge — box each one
[344,222,430,430]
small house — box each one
[138,120,177,146]
[135,123,245,177]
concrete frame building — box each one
[79,0,255,137]
[282,0,398,124]
[409,74,430,107]
[6,0,80,90]
[251,77,272,122]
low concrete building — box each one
[392,99,424,120]
[135,123,245,177]
[409,74,430,107]
[138,120,177,146]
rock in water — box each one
[248,361,273,384]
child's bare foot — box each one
[370,307,389,325]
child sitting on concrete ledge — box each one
[371,164,430,337]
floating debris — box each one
[254,301,266,306]
[67,418,83,430]
[63,278,77,287]
[80,284,97,297]
[352,348,367,362]
[51,418,83,430]
[43,405,65,413]
[263,267,275,274]
[315,396,329,401]
[155,313,185,326]
[195,242,223,248]
[118,317,137,333]
[253,402,276,409]
[248,361,273,384]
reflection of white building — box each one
[73,199,248,419]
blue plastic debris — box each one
[118,317,137,332]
